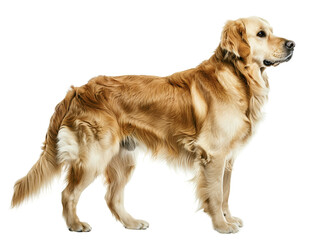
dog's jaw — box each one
[263,51,294,67]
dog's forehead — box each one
[243,17,273,34]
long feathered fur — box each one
[11,88,76,207]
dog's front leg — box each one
[196,152,239,234]
[222,159,243,228]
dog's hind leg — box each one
[105,149,149,230]
[62,163,95,232]
[58,124,120,232]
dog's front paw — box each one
[68,221,92,232]
[214,221,239,234]
[232,216,243,228]
[124,219,149,230]
[225,215,243,228]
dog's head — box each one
[220,16,295,67]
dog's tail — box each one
[11,87,76,208]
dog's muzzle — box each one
[264,40,295,67]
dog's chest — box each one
[216,105,247,139]
[197,104,249,154]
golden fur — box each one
[11,17,294,233]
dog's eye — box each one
[257,31,266,38]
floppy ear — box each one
[220,20,250,59]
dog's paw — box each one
[225,215,243,228]
[124,219,149,230]
[68,221,92,232]
[214,221,239,234]
[231,216,243,228]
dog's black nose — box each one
[285,40,295,50]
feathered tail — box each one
[11,88,76,207]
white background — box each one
[1,0,318,239]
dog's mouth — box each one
[263,52,293,67]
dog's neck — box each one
[242,62,269,130]
[203,49,270,131]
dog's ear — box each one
[220,20,250,59]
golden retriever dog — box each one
[11,16,295,234]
